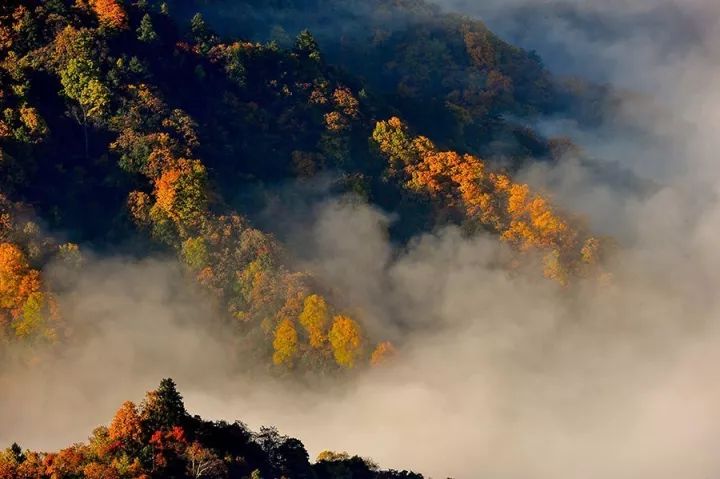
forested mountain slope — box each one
[178,0,611,148]
[0,0,607,371]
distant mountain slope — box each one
[433,0,711,88]
[176,0,610,148]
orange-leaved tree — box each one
[0,242,58,340]
[109,401,142,445]
[372,117,607,284]
[88,0,128,30]
[370,341,397,367]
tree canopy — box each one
[0,379,424,478]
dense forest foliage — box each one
[0,379,424,478]
[0,0,610,372]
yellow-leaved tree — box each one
[328,315,362,368]
[272,318,298,366]
[298,294,329,349]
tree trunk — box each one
[82,109,89,160]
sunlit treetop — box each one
[373,117,609,284]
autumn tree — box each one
[0,242,55,340]
[371,117,418,175]
[60,56,110,158]
[185,442,226,478]
[328,315,362,368]
[324,111,347,132]
[181,236,209,271]
[14,450,42,478]
[152,158,208,231]
[0,242,28,311]
[332,87,359,118]
[89,0,128,30]
[149,426,188,475]
[272,318,298,366]
[0,444,22,479]
[109,401,142,445]
[316,450,350,462]
[44,444,88,478]
[83,461,120,479]
[16,105,48,142]
[15,289,53,339]
[298,294,329,349]
[370,341,396,366]
[207,42,247,88]
[87,426,114,460]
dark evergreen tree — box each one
[137,13,157,42]
[140,378,188,433]
[294,29,321,62]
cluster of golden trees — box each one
[109,78,386,370]
[104,17,396,371]
[272,294,393,369]
[373,117,606,284]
